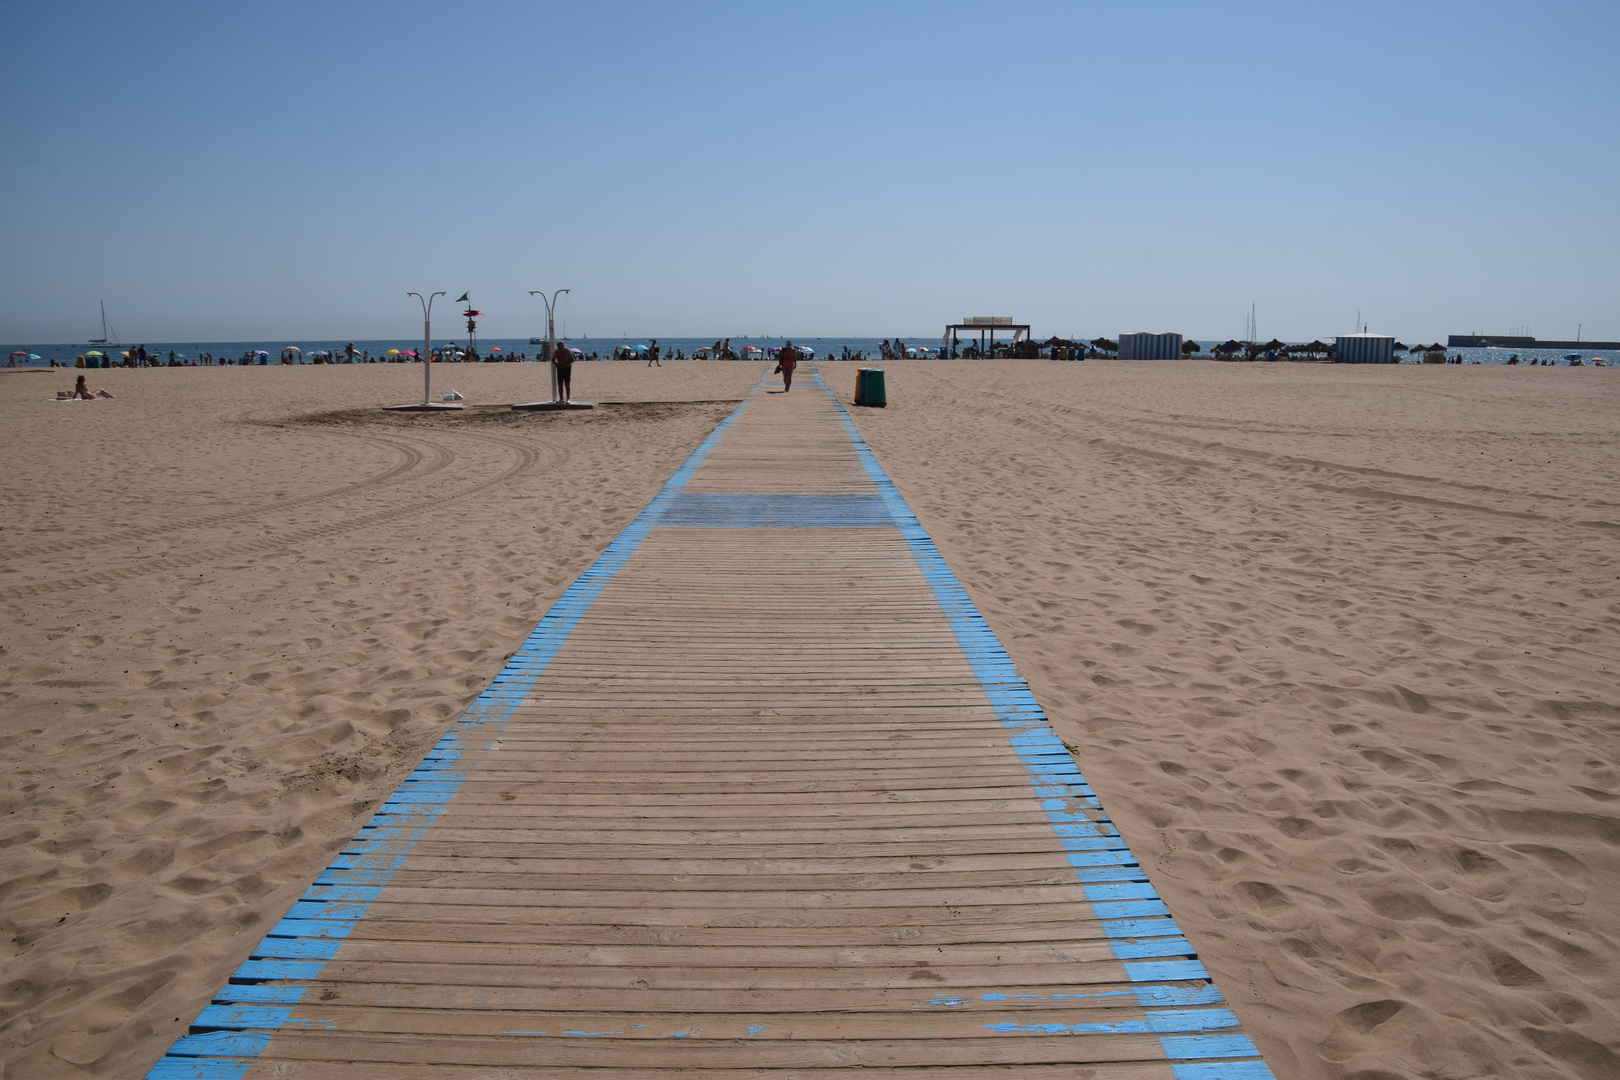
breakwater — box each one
[1449,334,1620,350]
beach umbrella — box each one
[385,349,400,355]
[85,350,104,357]
[1260,338,1287,351]
[1182,340,1202,354]
[488,346,503,351]
[1090,337,1118,350]
[9,350,26,357]
[27,353,41,360]
[632,344,649,351]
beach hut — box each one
[1334,334,1396,364]
[1117,332,1184,360]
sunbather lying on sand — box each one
[58,375,114,400]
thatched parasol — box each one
[1182,340,1203,354]
[1091,337,1118,351]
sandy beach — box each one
[2,358,1617,1079]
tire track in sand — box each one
[0,425,562,600]
[0,410,459,563]
[973,382,1620,529]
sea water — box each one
[3,337,1615,368]
[3,337,933,367]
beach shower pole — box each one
[528,289,570,402]
[408,291,445,403]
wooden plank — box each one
[228,1030,1192,1068]
[237,1062,1180,1080]
[272,901,1150,929]
[251,939,1176,969]
[329,852,1114,877]
[311,917,1187,949]
[377,814,1103,833]
[391,784,1086,806]
[206,1003,1237,1041]
[216,982,1209,1015]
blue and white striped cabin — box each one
[1335,334,1396,364]
[1118,332,1184,360]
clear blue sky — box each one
[2,1,1615,344]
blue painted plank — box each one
[231,959,324,982]
[251,937,345,961]
[1125,959,1211,982]
[145,1060,255,1079]
[659,492,895,527]
[1161,1034,1264,1060]
[210,985,306,1004]
[1090,899,1172,919]
[165,1031,273,1057]
[981,1008,1238,1036]
[1102,916,1185,939]
[1082,882,1163,903]
[1170,1060,1277,1079]
[1110,936,1196,959]
[192,1004,294,1031]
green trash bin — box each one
[855,367,886,407]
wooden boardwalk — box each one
[149,367,1275,1079]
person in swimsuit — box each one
[553,342,574,401]
[778,342,797,391]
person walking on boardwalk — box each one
[552,341,574,402]
[778,341,798,391]
[647,339,661,367]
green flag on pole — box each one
[455,292,469,303]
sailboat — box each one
[85,301,120,348]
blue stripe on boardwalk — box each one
[142,373,772,1079]
[660,492,893,527]
[1171,1060,1279,1080]
[814,364,1275,1075]
[982,1008,1240,1035]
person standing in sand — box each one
[778,342,798,391]
[552,342,574,402]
